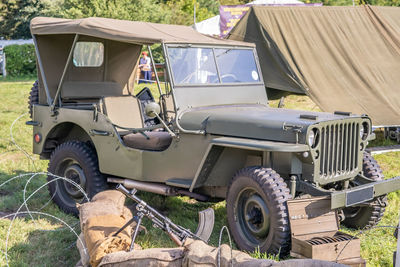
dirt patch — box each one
[0,152,28,162]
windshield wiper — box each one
[215,48,232,58]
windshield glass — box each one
[167,47,218,84]
[214,49,260,83]
[167,47,260,85]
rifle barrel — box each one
[115,184,198,242]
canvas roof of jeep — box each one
[30,17,254,47]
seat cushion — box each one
[122,131,172,151]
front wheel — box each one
[342,152,387,229]
[226,167,291,256]
[47,141,107,216]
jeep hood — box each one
[179,104,358,144]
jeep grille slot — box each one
[319,122,359,179]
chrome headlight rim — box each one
[308,128,319,148]
[360,121,369,140]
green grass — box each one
[0,75,37,83]
[0,81,399,266]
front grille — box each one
[319,122,360,180]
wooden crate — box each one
[287,197,365,265]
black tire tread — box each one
[227,166,291,256]
[28,80,39,119]
[47,141,107,216]
[342,152,387,229]
[361,152,387,227]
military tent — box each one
[228,5,400,126]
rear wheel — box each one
[226,167,291,256]
[47,141,107,216]
[342,152,387,229]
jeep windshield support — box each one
[163,44,265,134]
[28,17,400,255]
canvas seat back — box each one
[61,82,124,99]
[102,96,143,129]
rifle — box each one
[113,184,214,251]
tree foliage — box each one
[61,0,172,23]
[0,0,398,40]
[60,0,218,26]
[0,0,62,39]
[3,44,36,76]
[164,0,218,25]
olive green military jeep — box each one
[28,17,400,255]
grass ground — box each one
[0,80,398,266]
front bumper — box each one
[331,176,400,209]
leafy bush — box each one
[4,44,36,77]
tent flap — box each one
[228,6,400,126]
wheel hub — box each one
[63,164,86,199]
[242,194,270,238]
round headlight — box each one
[308,130,315,146]
[359,128,365,139]
[307,128,319,148]
[360,122,369,140]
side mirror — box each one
[145,102,161,118]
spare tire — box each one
[28,80,39,118]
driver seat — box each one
[122,131,172,151]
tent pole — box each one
[51,34,79,112]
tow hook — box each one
[377,197,388,207]
[337,210,345,222]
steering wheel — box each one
[220,74,239,83]
[211,73,240,83]
[180,72,197,84]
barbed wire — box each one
[0,172,90,267]
[1,110,399,266]
[218,225,233,267]
[336,224,399,262]
[0,111,89,266]
[9,112,36,171]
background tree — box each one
[0,0,61,39]
[165,0,218,25]
[0,0,398,40]
[61,0,173,23]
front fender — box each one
[210,137,309,152]
[189,137,309,191]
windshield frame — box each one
[164,44,264,87]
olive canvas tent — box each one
[30,17,253,106]
[228,5,400,126]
